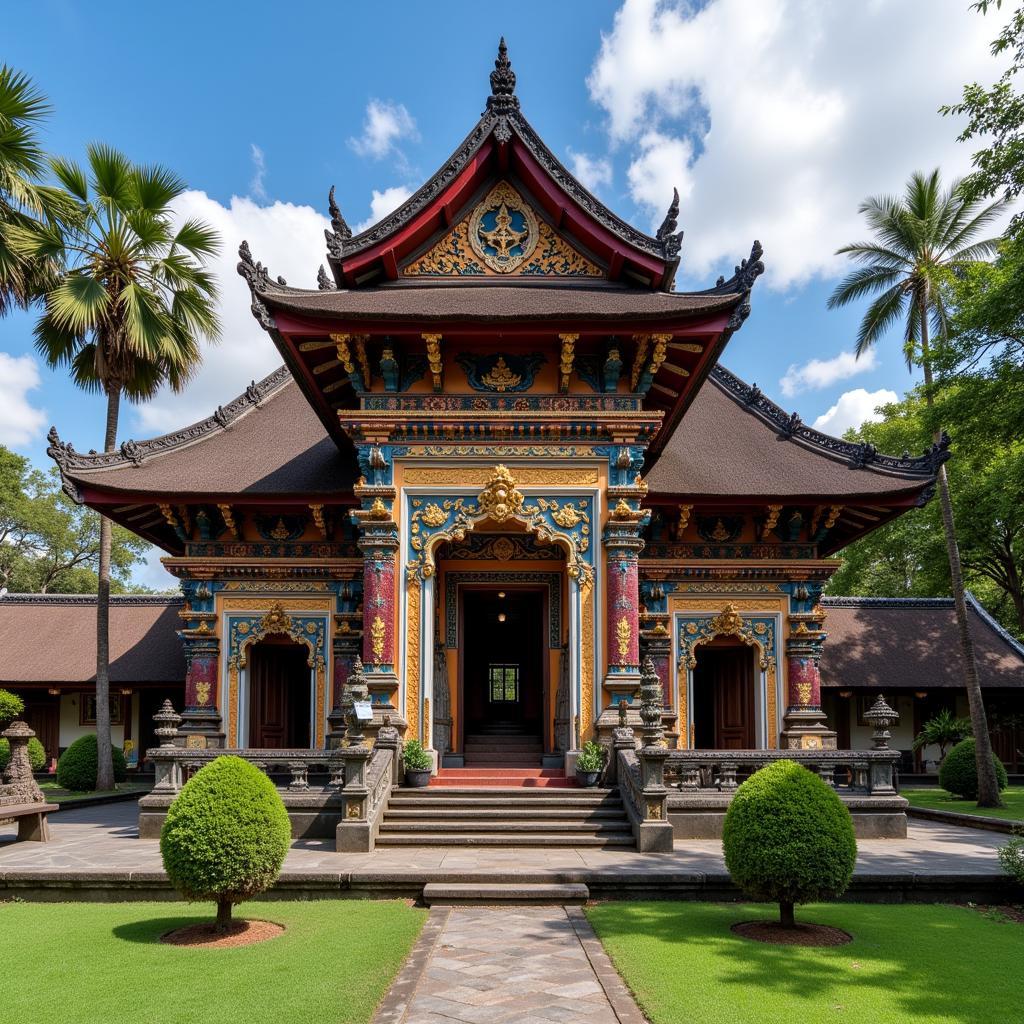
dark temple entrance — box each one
[460,587,546,766]
[693,642,756,749]
[248,637,311,748]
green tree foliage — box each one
[0,65,70,313]
[11,145,220,791]
[160,756,290,932]
[0,689,25,724]
[722,760,856,927]
[55,734,127,791]
[828,376,1024,637]
[912,709,973,760]
[939,737,1009,799]
[0,445,150,593]
[944,1,1024,238]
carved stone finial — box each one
[327,185,352,240]
[1,720,45,803]
[864,693,898,750]
[487,37,519,113]
[638,656,664,748]
[657,188,683,260]
[153,699,181,747]
[317,264,335,291]
[345,656,369,747]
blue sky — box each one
[1,1,1010,586]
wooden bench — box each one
[0,802,52,842]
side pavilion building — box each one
[47,44,948,771]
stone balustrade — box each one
[663,748,900,796]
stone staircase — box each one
[463,731,543,767]
[376,783,634,847]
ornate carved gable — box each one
[402,182,603,279]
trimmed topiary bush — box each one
[723,759,857,927]
[938,738,1008,800]
[160,755,291,931]
[0,736,46,774]
[0,689,24,725]
[56,734,127,791]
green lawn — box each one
[0,900,426,1024]
[38,781,152,804]
[586,902,1024,1024]
[902,785,1024,821]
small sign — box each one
[354,701,374,722]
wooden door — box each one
[714,647,755,749]
[22,696,59,763]
[248,642,310,748]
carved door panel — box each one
[714,647,755,749]
[248,642,309,748]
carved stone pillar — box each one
[328,579,363,747]
[175,580,224,748]
[780,590,836,750]
[596,496,647,740]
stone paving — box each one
[374,906,645,1024]
[0,799,1007,877]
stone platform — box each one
[0,800,1017,904]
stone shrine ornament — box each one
[0,720,45,805]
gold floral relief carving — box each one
[421,503,449,528]
[315,664,326,747]
[580,576,595,742]
[222,582,331,593]
[766,663,778,748]
[370,616,387,663]
[405,580,421,741]
[220,598,333,612]
[616,616,632,661]
[228,664,239,747]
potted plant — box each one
[402,740,433,788]
[575,741,605,788]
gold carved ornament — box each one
[420,503,448,528]
[369,615,387,663]
[550,503,584,529]
[468,182,538,273]
[260,600,293,636]
[194,681,210,706]
[480,356,522,391]
[476,464,526,523]
[559,334,578,392]
[422,334,443,390]
[616,616,632,662]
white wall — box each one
[58,692,139,754]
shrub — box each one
[1000,826,1024,887]
[402,739,432,772]
[0,689,24,725]
[160,756,290,931]
[55,734,127,791]
[723,759,857,927]
[575,741,605,773]
[938,738,1008,800]
[0,736,46,773]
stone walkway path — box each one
[374,906,645,1024]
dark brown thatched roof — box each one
[260,282,741,324]
[51,367,359,499]
[820,595,1024,690]
[643,367,940,501]
[0,595,185,685]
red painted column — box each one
[362,556,396,669]
[607,554,640,669]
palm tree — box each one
[11,145,220,789]
[829,169,1007,806]
[0,65,70,312]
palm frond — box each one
[827,266,902,309]
[855,285,907,356]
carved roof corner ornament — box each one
[325,184,352,259]
[477,464,525,524]
[236,240,276,332]
[317,264,335,291]
[656,186,684,260]
[486,36,519,115]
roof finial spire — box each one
[487,36,519,113]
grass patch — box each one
[38,781,152,804]
[0,899,426,1024]
[902,785,1024,821]
[586,901,1024,1024]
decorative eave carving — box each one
[45,366,292,475]
[486,37,519,115]
[710,364,951,480]
[324,184,353,261]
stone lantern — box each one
[864,694,899,750]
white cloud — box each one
[0,352,46,447]
[131,191,328,435]
[812,387,897,436]
[354,186,414,233]
[249,144,267,201]
[588,0,1005,289]
[348,100,418,160]
[780,349,876,397]
[567,147,613,193]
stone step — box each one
[385,807,627,820]
[463,742,544,752]
[422,882,590,906]
[464,734,543,744]
[462,753,544,765]
[437,768,567,777]
[379,820,629,834]
[390,789,617,804]
[374,832,635,847]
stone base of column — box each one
[177,710,225,749]
[595,671,642,743]
[364,670,399,710]
[780,707,836,750]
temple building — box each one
[28,42,1013,802]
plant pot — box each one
[576,769,601,788]
[404,768,432,788]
